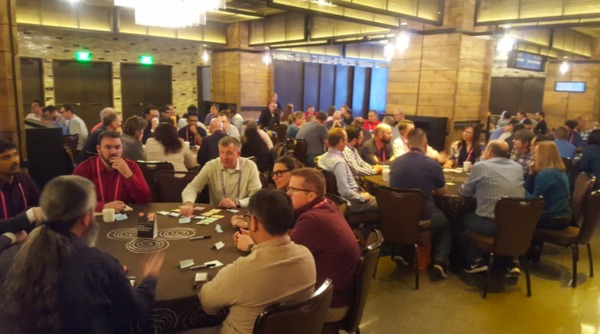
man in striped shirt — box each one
[342,125,382,179]
[458,140,524,275]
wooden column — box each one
[0,0,23,147]
[211,22,271,114]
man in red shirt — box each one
[362,110,381,132]
[73,131,150,212]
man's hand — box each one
[360,192,371,202]
[31,207,45,223]
[110,157,133,178]
[233,229,254,252]
[105,200,126,213]
[140,251,165,279]
[373,165,383,175]
[13,231,28,243]
[219,198,237,209]
[180,202,195,217]
[189,125,198,134]
[231,215,248,229]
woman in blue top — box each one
[525,141,572,230]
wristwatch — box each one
[235,200,241,208]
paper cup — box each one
[382,169,390,182]
[463,161,472,172]
[102,208,115,223]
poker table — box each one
[362,170,476,219]
[95,203,242,333]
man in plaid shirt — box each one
[509,130,534,177]
[342,125,382,179]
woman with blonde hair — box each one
[525,141,572,230]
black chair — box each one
[253,279,334,334]
[293,139,308,163]
[63,134,79,157]
[376,186,426,289]
[535,190,600,288]
[154,170,208,203]
[325,193,351,222]
[272,124,288,143]
[464,197,545,298]
[570,172,596,226]
[137,161,174,202]
[323,230,383,334]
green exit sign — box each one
[75,51,92,62]
[139,55,154,65]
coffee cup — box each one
[382,168,390,182]
[102,208,115,223]
[463,161,472,172]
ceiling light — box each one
[559,57,570,74]
[383,42,395,61]
[202,45,210,63]
[395,23,410,52]
[114,0,226,28]
[496,33,515,58]
[262,47,272,65]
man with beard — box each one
[360,123,396,165]
[0,139,40,220]
[73,131,151,212]
[0,175,165,334]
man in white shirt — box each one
[219,111,241,140]
[180,136,261,213]
[25,100,43,121]
[62,104,89,151]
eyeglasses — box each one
[286,186,316,194]
[272,169,291,177]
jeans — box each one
[430,207,452,266]
[459,212,497,264]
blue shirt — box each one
[579,144,600,190]
[489,127,504,141]
[390,148,445,219]
[286,124,300,139]
[318,148,365,203]
[554,139,576,160]
[525,168,571,221]
[459,157,524,218]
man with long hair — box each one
[0,175,164,333]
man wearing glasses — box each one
[180,136,261,213]
[233,168,360,323]
[202,189,315,334]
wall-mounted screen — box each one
[507,51,545,72]
[555,81,586,93]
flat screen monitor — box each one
[554,81,586,93]
[507,51,545,72]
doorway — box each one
[20,58,44,114]
[121,64,173,121]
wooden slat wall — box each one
[542,62,600,131]
[386,33,493,149]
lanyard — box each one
[378,145,386,162]
[221,160,242,199]
[186,127,191,142]
[569,133,574,145]
[0,183,27,220]
[408,148,424,155]
[465,146,474,162]
[96,156,121,203]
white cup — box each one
[102,208,115,223]
[184,141,190,149]
[463,161,472,172]
[382,168,390,182]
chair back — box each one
[571,172,596,225]
[273,124,288,143]
[266,130,279,145]
[137,161,174,201]
[376,186,425,245]
[63,134,79,156]
[346,229,383,333]
[272,142,286,159]
[493,197,545,256]
[320,169,339,195]
[562,157,573,175]
[576,190,600,245]
[293,139,308,163]
[154,170,208,203]
[260,171,271,189]
[253,279,334,334]
[325,193,351,221]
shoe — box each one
[392,255,410,266]
[432,261,448,279]
[464,259,488,274]
[505,262,521,278]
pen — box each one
[190,235,212,240]
[189,263,216,270]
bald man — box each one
[359,123,395,165]
[197,119,227,166]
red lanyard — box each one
[0,183,27,220]
[221,161,242,199]
[408,149,423,155]
[186,127,190,142]
[465,146,474,163]
[569,133,574,145]
[96,156,121,203]
[379,145,386,162]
